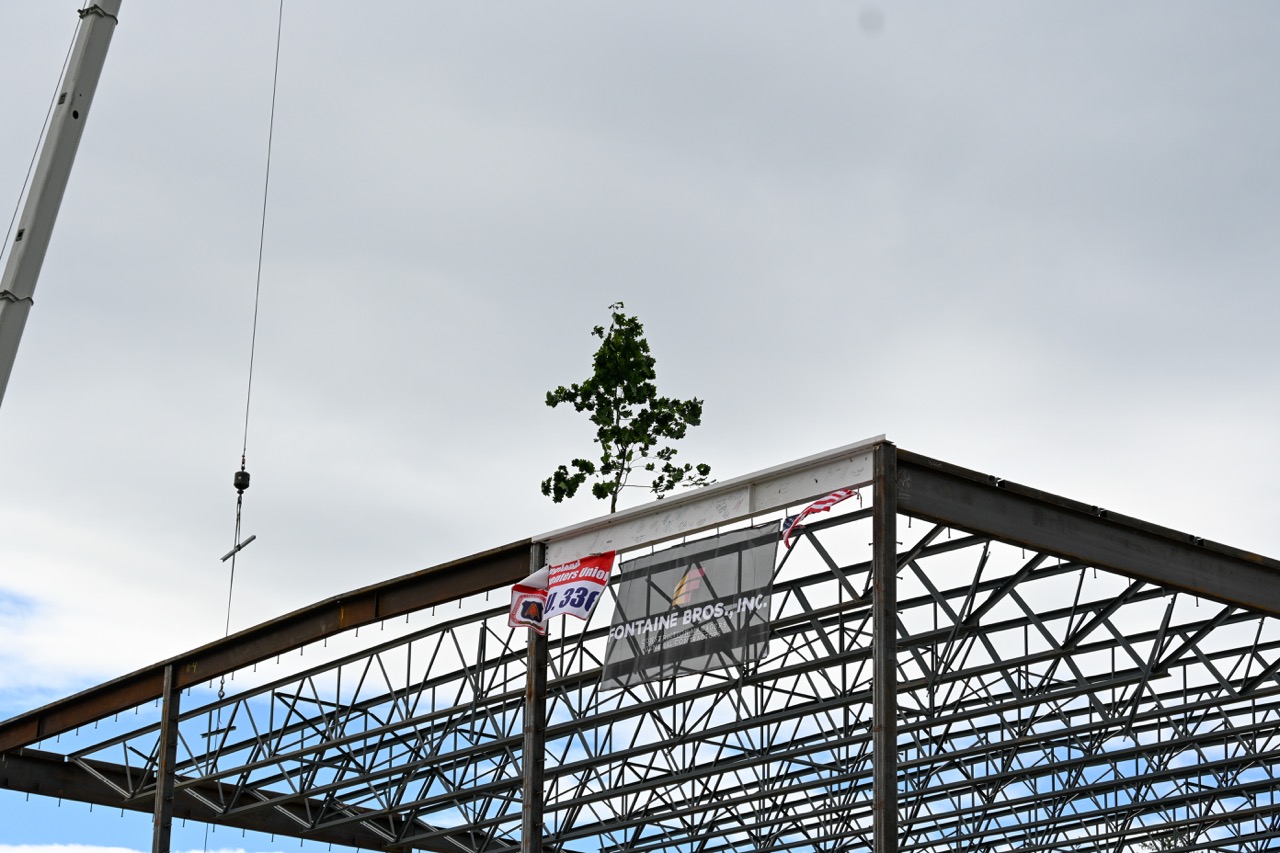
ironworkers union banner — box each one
[509,551,615,635]
[601,523,777,690]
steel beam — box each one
[896,451,1280,617]
[0,748,466,851]
[538,436,881,563]
[0,539,531,752]
[150,664,178,853]
[871,442,898,853]
[522,543,547,853]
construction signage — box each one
[601,523,777,690]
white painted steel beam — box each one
[537,435,882,565]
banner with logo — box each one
[508,551,615,634]
[601,523,777,689]
[509,577,550,634]
[544,551,614,621]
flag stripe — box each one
[783,487,861,549]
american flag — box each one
[783,487,861,550]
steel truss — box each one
[2,440,1279,852]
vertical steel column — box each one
[872,442,898,853]
[151,663,179,853]
[521,543,548,853]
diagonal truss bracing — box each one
[2,439,1279,852]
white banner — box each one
[544,551,614,622]
[508,551,615,632]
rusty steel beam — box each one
[896,451,1280,617]
[0,747,494,852]
[522,544,548,853]
[0,539,532,752]
[871,442,898,853]
[151,664,179,853]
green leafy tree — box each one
[542,302,712,513]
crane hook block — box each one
[234,469,251,493]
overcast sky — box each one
[2,2,1279,850]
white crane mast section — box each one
[0,1,122,410]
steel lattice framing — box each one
[2,440,1279,852]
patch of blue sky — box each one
[0,690,70,721]
[0,591,73,716]
[0,589,37,617]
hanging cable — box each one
[240,0,285,463]
[218,2,285,701]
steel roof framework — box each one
[2,440,1279,852]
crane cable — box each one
[218,0,285,701]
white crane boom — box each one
[0,1,122,410]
